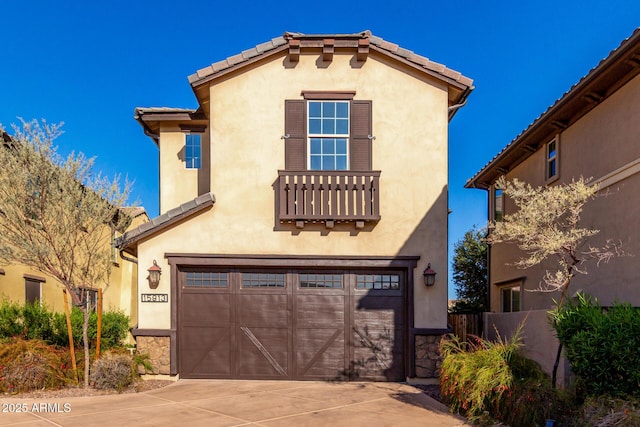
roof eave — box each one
[117,192,216,256]
[466,27,640,190]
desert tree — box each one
[487,176,620,307]
[486,176,622,386]
[450,226,488,313]
[0,120,133,387]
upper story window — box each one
[546,137,559,182]
[308,101,349,170]
[284,92,373,171]
[185,133,201,169]
[492,184,503,222]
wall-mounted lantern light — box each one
[147,260,162,289]
[423,263,436,287]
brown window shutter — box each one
[350,100,372,170]
[284,100,306,170]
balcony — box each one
[277,170,381,229]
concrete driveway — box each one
[0,380,467,426]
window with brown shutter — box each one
[284,95,372,171]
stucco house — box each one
[0,129,147,322]
[466,28,640,379]
[119,31,473,381]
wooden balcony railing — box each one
[277,170,381,227]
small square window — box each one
[75,287,98,312]
[185,134,202,169]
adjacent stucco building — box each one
[120,31,473,381]
[466,28,640,380]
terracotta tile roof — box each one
[466,27,640,189]
[116,192,215,255]
[188,30,473,89]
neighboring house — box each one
[466,28,640,380]
[0,206,147,323]
[119,31,473,381]
[0,129,147,326]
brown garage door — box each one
[179,269,405,381]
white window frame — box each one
[75,287,98,312]
[545,136,559,183]
[185,133,202,169]
[307,100,349,170]
[500,283,521,313]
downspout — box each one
[448,87,473,120]
[119,249,138,264]
[447,97,468,113]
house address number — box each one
[141,294,168,303]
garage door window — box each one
[299,273,342,288]
[186,271,228,288]
[242,273,285,288]
[356,274,400,290]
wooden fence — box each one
[447,313,482,342]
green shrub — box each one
[0,300,130,350]
[0,300,22,337]
[552,294,640,398]
[90,353,135,390]
[440,325,570,425]
[22,302,55,342]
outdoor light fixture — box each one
[423,263,436,287]
[147,260,162,289]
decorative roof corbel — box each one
[289,39,300,63]
[323,38,334,62]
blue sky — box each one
[2,1,639,298]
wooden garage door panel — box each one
[352,326,404,381]
[296,294,344,327]
[181,293,231,326]
[237,326,289,378]
[237,294,288,327]
[181,326,232,378]
[296,327,345,379]
[353,296,405,327]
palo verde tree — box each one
[0,120,132,387]
[450,226,488,313]
[486,176,621,386]
[486,176,619,306]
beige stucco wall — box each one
[141,50,453,330]
[490,73,640,311]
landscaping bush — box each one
[90,352,136,390]
[0,300,131,350]
[440,325,570,426]
[0,338,74,393]
[0,300,55,341]
[0,300,22,338]
[552,293,640,398]
[51,307,130,350]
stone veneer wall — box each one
[136,336,171,375]
[415,335,443,378]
